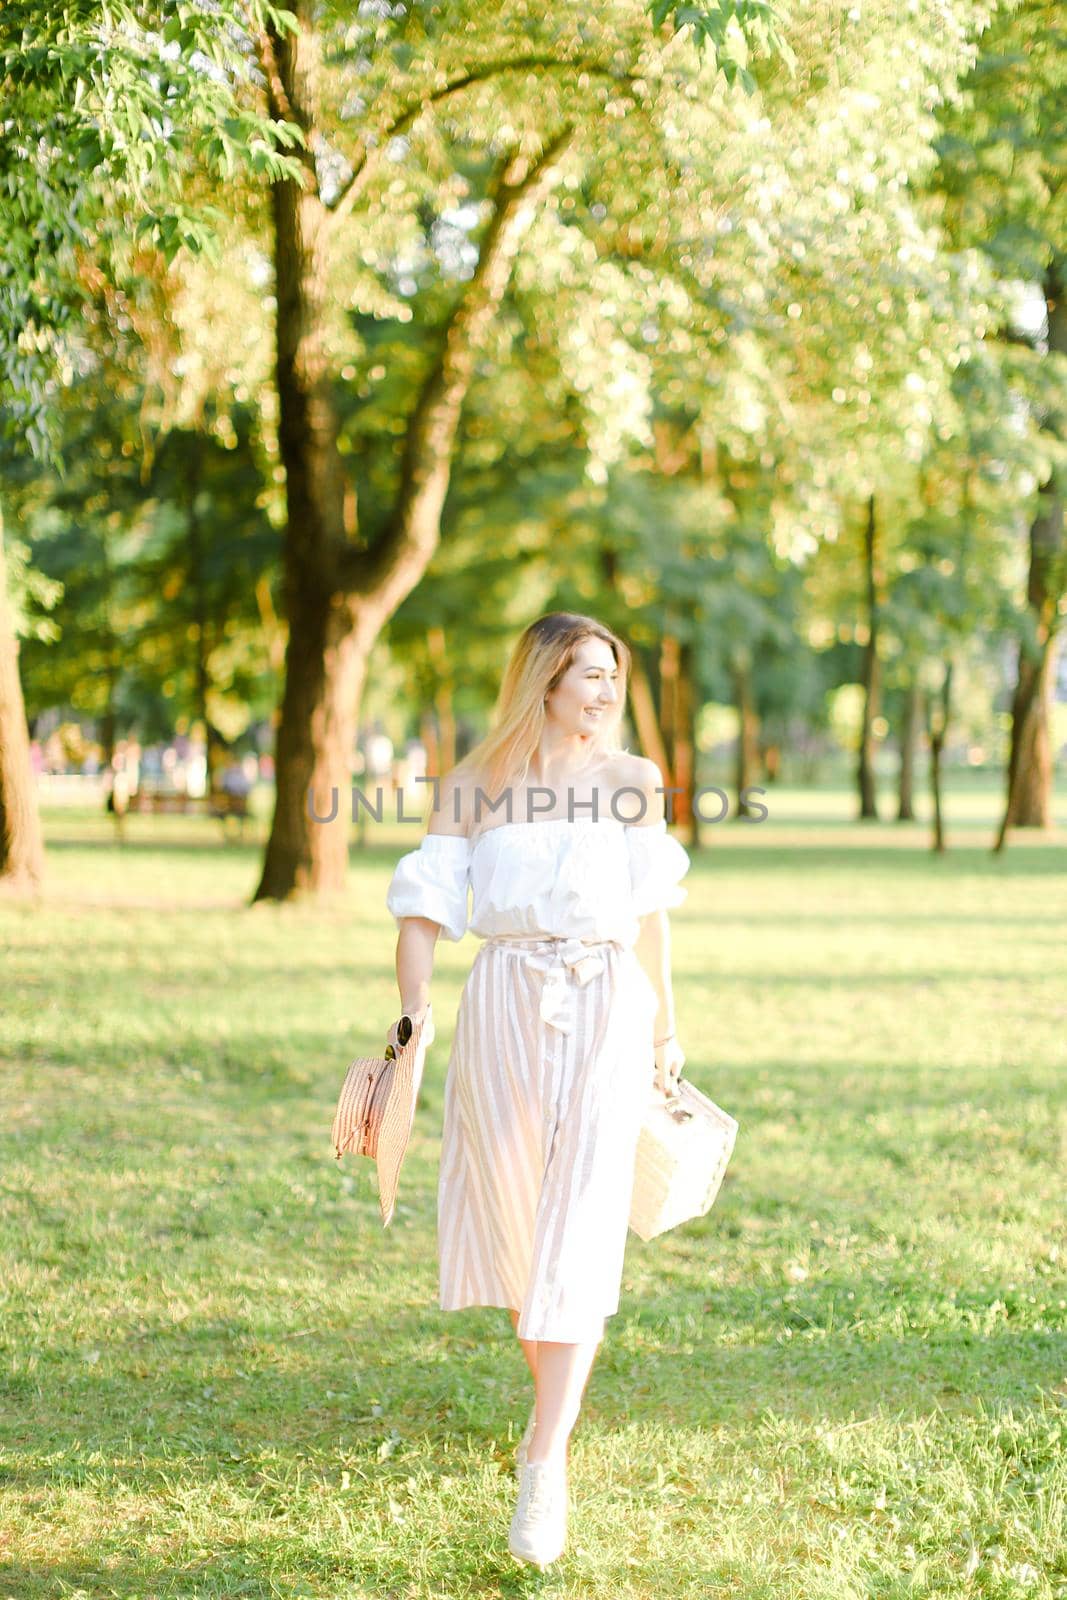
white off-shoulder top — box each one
[385,816,690,948]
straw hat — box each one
[331,1005,435,1226]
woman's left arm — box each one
[634,907,686,1093]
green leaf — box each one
[75,136,101,171]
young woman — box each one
[386,611,690,1568]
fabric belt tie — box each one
[483,935,619,1034]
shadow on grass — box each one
[4,1250,1063,1457]
[43,833,267,856]
[688,843,1065,876]
[0,1298,1062,1598]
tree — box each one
[0,0,304,879]
[0,0,304,457]
[0,509,52,885]
[933,0,1067,845]
[247,0,786,898]
[567,0,995,824]
[12,270,283,768]
[995,270,1066,845]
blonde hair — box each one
[450,612,632,810]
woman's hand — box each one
[387,1002,435,1058]
[653,1035,686,1095]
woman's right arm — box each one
[395,917,439,1016]
[391,774,471,1015]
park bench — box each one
[208,790,251,826]
[128,790,210,816]
[127,788,250,829]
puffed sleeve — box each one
[626,819,691,917]
[386,833,471,942]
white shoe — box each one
[508,1458,568,1568]
[514,1403,537,1481]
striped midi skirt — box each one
[437,934,659,1342]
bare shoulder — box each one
[606,753,667,825]
[426,769,484,838]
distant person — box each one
[125,739,141,793]
[360,730,395,826]
[364,731,394,787]
[105,755,130,839]
[393,738,428,811]
[216,757,252,832]
[221,758,252,799]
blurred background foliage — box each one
[0,0,1063,887]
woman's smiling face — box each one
[544,637,621,738]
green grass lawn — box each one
[1,788,1065,1599]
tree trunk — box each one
[97,532,120,772]
[995,265,1065,851]
[658,632,677,773]
[0,510,45,886]
[186,449,226,790]
[897,677,920,821]
[927,660,953,854]
[998,633,1058,835]
[732,651,760,820]
[252,5,573,899]
[427,626,457,775]
[253,5,349,898]
[857,495,881,821]
[657,633,695,833]
[674,638,696,844]
[256,591,377,898]
[628,651,670,778]
[420,708,441,782]
[100,701,118,772]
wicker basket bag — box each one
[628,1075,739,1242]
